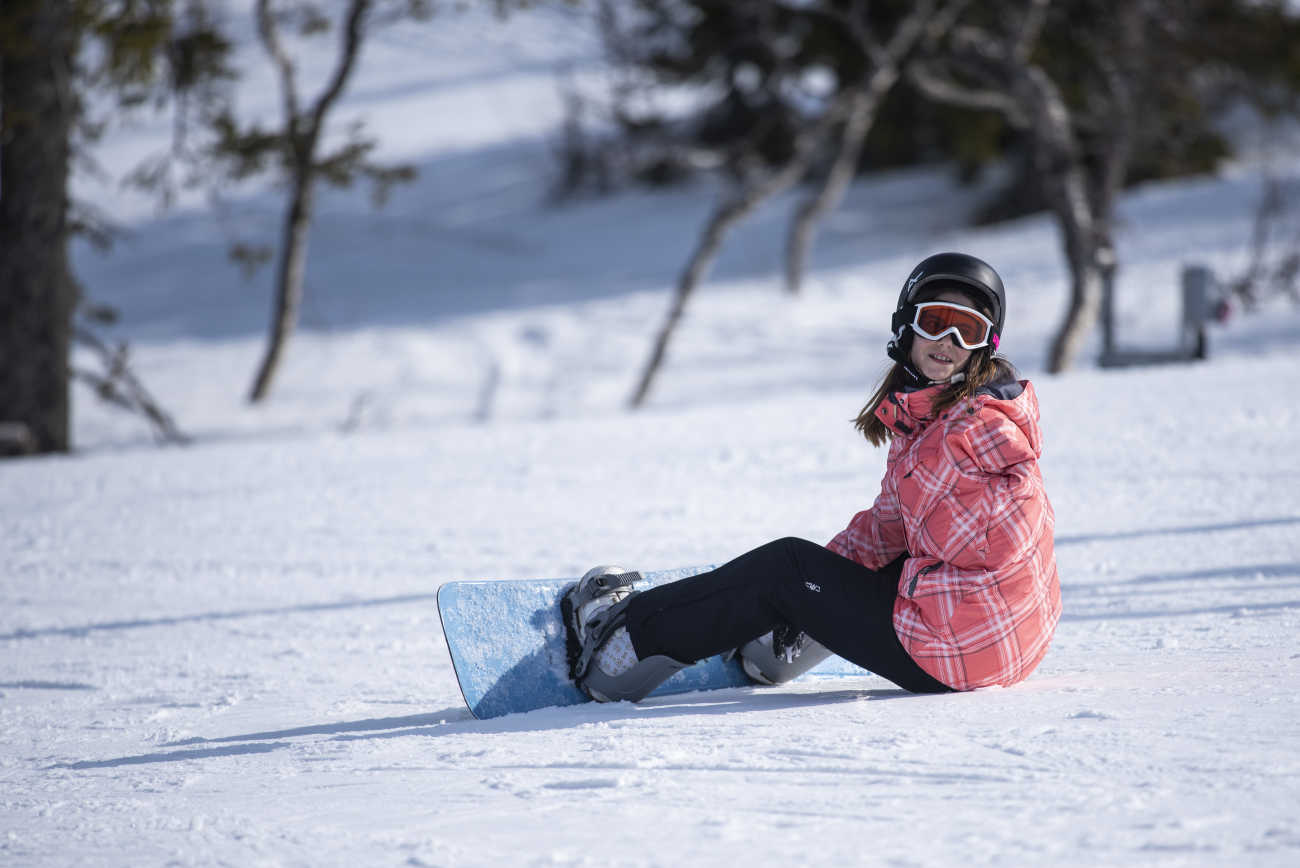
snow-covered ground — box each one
[4,4,1300,865]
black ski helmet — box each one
[889,251,1006,347]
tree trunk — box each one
[0,0,78,454]
[1046,229,1105,373]
[784,88,876,295]
[628,186,769,409]
[248,161,317,403]
[246,0,370,404]
[783,0,947,295]
[1038,154,1105,373]
[1090,8,1139,365]
[1020,68,1104,373]
[628,103,847,408]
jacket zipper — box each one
[909,563,939,595]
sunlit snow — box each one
[4,4,1299,866]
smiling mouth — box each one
[929,352,953,364]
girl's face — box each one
[908,289,977,382]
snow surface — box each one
[5,3,1300,865]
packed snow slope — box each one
[5,3,1300,866]
[6,355,1300,866]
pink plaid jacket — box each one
[827,379,1060,690]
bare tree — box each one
[628,97,848,408]
[629,0,962,408]
[214,0,421,405]
[785,1,971,295]
[909,0,1149,372]
[245,0,361,403]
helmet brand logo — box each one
[907,273,923,290]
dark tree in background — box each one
[0,0,545,453]
[908,0,1114,373]
[0,0,79,455]
[615,0,970,407]
[910,0,1300,371]
[570,0,1300,389]
[5,0,1298,449]
[1,0,233,456]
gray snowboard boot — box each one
[738,629,833,685]
[562,565,688,703]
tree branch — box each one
[72,326,189,445]
[255,0,301,142]
[1013,0,1051,63]
[785,0,965,294]
[307,0,371,145]
[629,96,851,407]
[907,58,1029,126]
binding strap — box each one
[567,593,638,682]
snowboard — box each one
[437,565,871,719]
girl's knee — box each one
[772,536,818,553]
[773,536,827,562]
[771,537,832,578]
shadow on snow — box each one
[1055,515,1300,546]
[50,685,919,771]
[0,592,442,641]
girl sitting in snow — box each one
[564,252,1061,700]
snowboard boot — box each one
[562,565,688,703]
[738,628,833,685]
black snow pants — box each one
[622,537,951,694]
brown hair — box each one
[854,351,1015,446]
[854,285,1013,447]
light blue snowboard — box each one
[437,566,872,719]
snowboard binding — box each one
[736,626,833,685]
[561,565,642,683]
[561,565,688,703]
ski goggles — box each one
[910,301,998,350]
